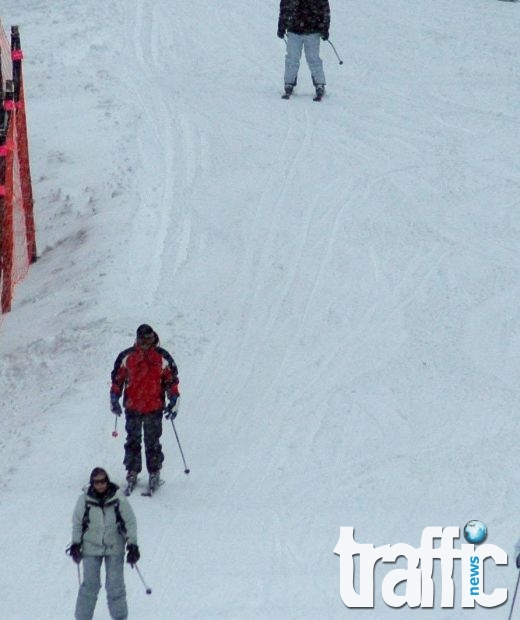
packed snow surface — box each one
[1,1,520,618]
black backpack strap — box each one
[113,499,127,538]
[80,500,91,546]
[75,495,127,549]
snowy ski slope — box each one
[1,1,520,617]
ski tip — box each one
[141,478,164,496]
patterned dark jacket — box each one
[278,0,330,36]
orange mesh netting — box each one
[1,18,34,314]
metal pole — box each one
[112,415,119,437]
[170,419,190,474]
[327,40,344,65]
[508,571,520,620]
[133,564,152,595]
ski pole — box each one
[66,545,82,586]
[170,419,190,474]
[112,415,119,438]
[133,564,152,595]
[508,570,520,620]
[327,39,344,65]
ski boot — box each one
[282,83,294,99]
[314,84,325,102]
[124,471,138,496]
[148,471,160,493]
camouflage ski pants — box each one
[124,409,164,474]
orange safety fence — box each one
[0,19,35,314]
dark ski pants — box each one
[75,554,127,620]
[124,409,164,474]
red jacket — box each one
[110,343,179,414]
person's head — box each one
[136,324,158,350]
[89,467,110,494]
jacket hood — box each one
[85,481,120,501]
[134,329,159,348]
[136,324,159,342]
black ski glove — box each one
[277,19,286,39]
[321,30,329,41]
[68,543,82,564]
[516,553,520,569]
[110,392,122,416]
[164,395,179,420]
[127,544,140,566]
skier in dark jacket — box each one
[68,467,139,620]
[110,324,180,491]
[277,0,331,98]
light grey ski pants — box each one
[284,32,326,86]
[75,554,128,620]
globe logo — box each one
[463,520,487,545]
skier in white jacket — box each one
[68,467,139,620]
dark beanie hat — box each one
[136,324,154,338]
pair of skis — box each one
[120,421,190,497]
[124,477,164,497]
[282,91,324,102]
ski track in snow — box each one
[1,0,520,618]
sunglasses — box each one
[92,478,108,485]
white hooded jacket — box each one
[71,482,137,556]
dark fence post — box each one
[10,25,36,263]
[0,80,14,312]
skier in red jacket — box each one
[110,324,179,491]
